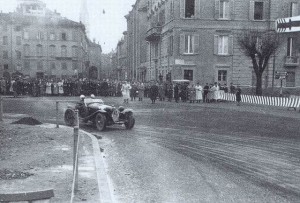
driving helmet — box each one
[80,95,85,100]
[90,94,95,98]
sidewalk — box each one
[0,118,100,202]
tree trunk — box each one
[256,73,263,96]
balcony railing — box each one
[145,26,162,42]
[285,56,299,66]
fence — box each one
[219,91,300,111]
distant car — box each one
[64,97,135,131]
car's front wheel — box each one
[64,109,76,126]
[125,115,135,130]
[95,113,106,131]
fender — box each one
[123,109,133,114]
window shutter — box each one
[180,34,185,55]
[195,0,201,19]
[180,0,185,18]
[215,0,220,19]
[214,35,219,55]
[194,35,200,54]
[230,0,235,20]
[249,1,254,20]
[228,35,234,55]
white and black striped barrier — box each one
[219,91,300,111]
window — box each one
[254,2,264,20]
[218,70,227,83]
[36,44,43,56]
[219,0,230,19]
[184,70,193,81]
[2,24,7,31]
[218,35,229,55]
[290,2,298,17]
[4,64,8,70]
[3,51,8,59]
[50,62,56,69]
[24,44,30,56]
[287,37,293,57]
[37,31,43,40]
[49,45,56,57]
[3,36,8,45]
[50,32,56,40]
[37,61,43,70]
[23,31,29,40]
[61,62,67,70]
[154,43,159,58]
[286,72,295,87]
[168,35,173,56]
[170,0,174,18]
[72,46,78,57]
[72,61,79,70]
[24,61,30,69]
[16,51,21,59]
[61,46,67,57]
[72,31,77,41]
[16,36,21,45]
[185,0,195,18]
[62,32,67,40]
[15,26,21,31]
[184,34,194,54]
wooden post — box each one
[0,96,3,122]
[56,101,59,128]
[73,109,79,192]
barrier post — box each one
[73,109,79,192]
[0,96,3,122]
[56,101,59,128]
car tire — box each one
[125,115,135,130]
[64,109,76,126]
[95,113,106,131]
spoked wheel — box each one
[95,113,107,131]
[64,109,76,126]
[124,114,135,130]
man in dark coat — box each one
[174,84,179,103]
[149,82,159,104]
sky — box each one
[1,0,136,53]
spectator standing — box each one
[121,81,131,103]
[174,83,179,103]
[230,83,236,94]
[188,83,196,103]
[166,82,173,102]
[158,83,165,101]
[195,82,203,103]
[236,86,242,106]
[203,83,209,103]
[46,80,52,96]
[149,82,159,104]
[138,82,145,101]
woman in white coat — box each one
[121,81,131,103]
[195,82,203,103]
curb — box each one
[79,129,114,203]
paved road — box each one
[2,96,300,202]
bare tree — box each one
[237,29,281,95]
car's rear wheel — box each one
[95,113,106,131]
[64,109,76,126]
[125,115,135,130]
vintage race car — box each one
[64,97,135,131]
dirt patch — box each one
[11,117,42,125]
[0,169,33,180]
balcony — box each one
[285,56,299,67]
[145,26,162,42]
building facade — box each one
[121,0,300,89]
[0,0,101,81]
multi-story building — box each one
[116,31,129,81]
[0,0,101,81]
[123,0,300,89]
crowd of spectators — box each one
[0,77,237,103]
